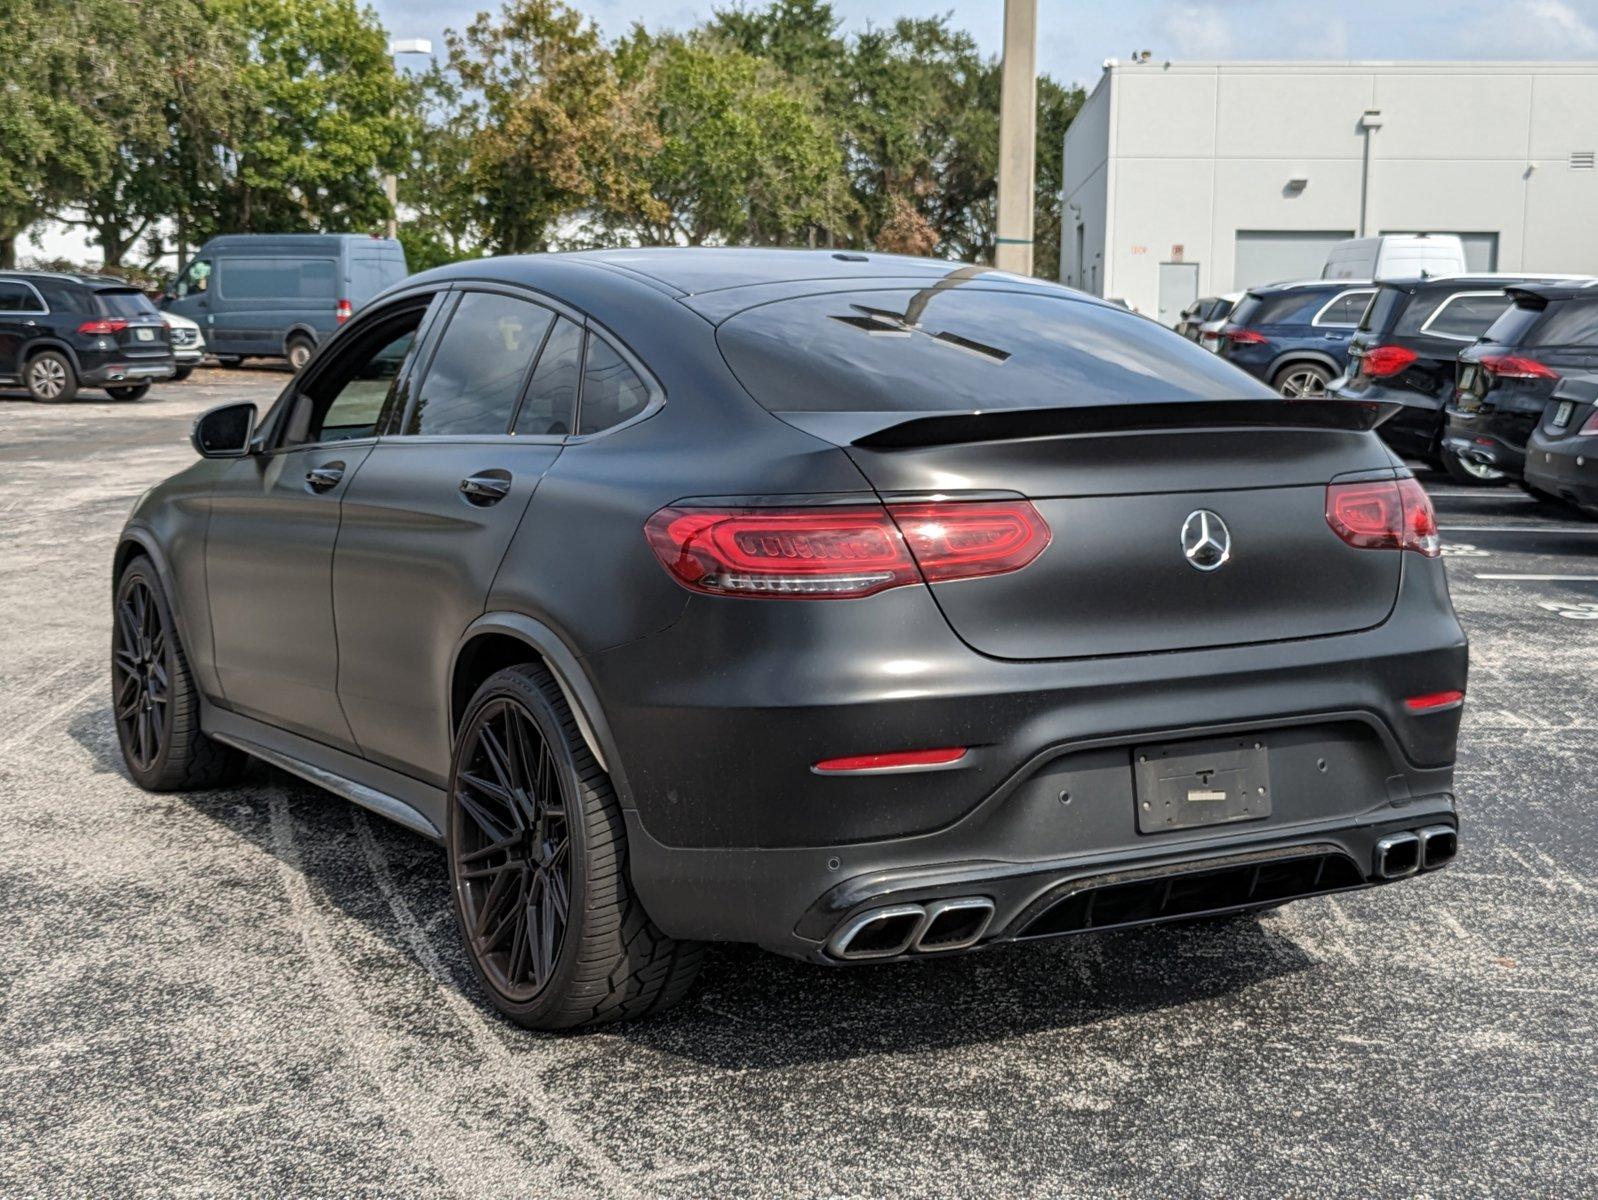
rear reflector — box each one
[1325,478,1440,557]
[1479,354,1558,381]
[645,500,1049,599]
[813,747,967,773]
[1363,344,1418,378]
[1405,690,1465,712]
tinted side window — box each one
[220,257,336,301]
[1247,291,1320,326]
[1413,293,1512,340]
[514,316,581,436]
[1528,298,1598,347]
[579,335,651,434]
[718,287,1273,414]
[283,306,429,447]
[408,291,551,436]
[0,282,41,312]
[1481,303,1544,348]
[1315,290,1374,327]
[1360,286,1407,333]
[36,282,78,311]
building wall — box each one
[1059,76,1110,295]
[1060,61,1598,317]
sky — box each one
[33,0,1598,262]
[371,0,1598,91]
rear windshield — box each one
[717,287,1273,413]
[1396,290,1512,340]
[1525,297,1598,347]
[1232,290,1321,327]
[94,289,159,318]
[1359,286,1407,333]
[1482,303,1553,349]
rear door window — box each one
[0,281,45,312]
[717,286,1271,414]
[1313,289,1375,328]
[406,290,551,436]
[513,317,582,436]
[1242,291,1320,326]
[1411,292,1512,340]
[1481,303,1545,348]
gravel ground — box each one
[1,370,1594,1198]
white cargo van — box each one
[1322,235,1467,282]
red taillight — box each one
[1200,329,1220,342]
[1363,344,1418,378]
[644,500,1050,599]
[813,747,968,773]
[1479,354,1558,381]
[1225,327,1267,345]
[1405,690,1465,713]
[1325,478,1439,557]
[336,299,353,324]
[77,318,129,335]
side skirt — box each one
[203,701,446,841]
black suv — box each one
[114,250,1466,1030]
[1336,276,1573,481]
[1445,283,1598,486]
[0,270,174,401]
[1524,377,1598,516]
[1216,280,1376,396]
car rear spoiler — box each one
[777,399,1401,451]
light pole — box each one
[995,0,1038,275]
[386,38,433,240]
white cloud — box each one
[1160,3,1237,59]
[1456,0,1598,57]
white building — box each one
[1060,60,1598,323]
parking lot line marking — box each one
[1473,574,1598,581]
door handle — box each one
[459,471,512,505]
[306,462,345,493]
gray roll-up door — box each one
[1234,231,1355,290]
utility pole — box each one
[386,38,433,240]
[995,0,1038,275]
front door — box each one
[1157,262,1199,327]
[205,295,438,749]
[334,288,576,784]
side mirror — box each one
[191,402,258,458]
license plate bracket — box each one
[1134,736,1271,834]
[1553,400,1574,429]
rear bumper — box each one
[599,560,1468,954]
[1524,432,1598,508]
[1442,426,1526,477]
[80,358,175,384]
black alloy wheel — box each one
[451,695,573,1001]
[446,664,702,1029]
[113,574,170,774]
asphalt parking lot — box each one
[1,372,1594,1198]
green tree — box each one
[445,0,651,254]
[604,31,853,246]
[209,0,409,234]
[0,1,112,266]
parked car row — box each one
[1,234,409,402]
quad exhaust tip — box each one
[1375,826,1458,880]
[827,897,995,961]
[1418,824,1459,871]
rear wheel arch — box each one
[21,338,82,373]
[449,616,619,794]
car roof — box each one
[0,269,138,289]
[1248,278,1373,296]
[1379,273,1593,291]
[1505,280,1598,304]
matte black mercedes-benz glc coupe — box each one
[114,250,1467,1029]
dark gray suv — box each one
[114,250,1467,1030]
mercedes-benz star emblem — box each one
[1180,510,1231,572]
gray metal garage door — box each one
[1234,230,1355,290]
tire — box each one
[215,355,245,368]
[105,383,151,401]
[1441,446,1507,486]
[172,365,194,382]
[1270,362,1332,398]
[24,350,77,402]
[112,557,246,791]
[286,336,314,373]
[447,663,702,1030]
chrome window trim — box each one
[1311,288,1376,329]
[1418,289,1509,342]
